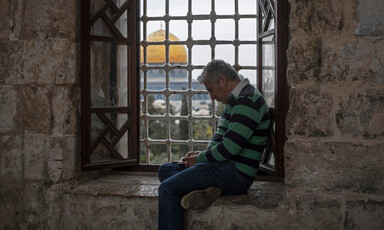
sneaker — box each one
[181,187,221,210]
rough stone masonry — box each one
[0,0,383,229]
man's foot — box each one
[181,187,221,210]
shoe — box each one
[181,187,221,210]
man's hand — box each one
[182,155,197,168]
[185,151,200,157]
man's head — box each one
[197,60,240,104]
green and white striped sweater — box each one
[196,83,270,177]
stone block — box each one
[319,39,352,82]
[373,46,384,85]
[330,39,384,85]
[285,140,384,194]
[288,37,384,86]
[0,41,10,83]
[24,133,50,181]
[187,205,280,230]
[45,183,72,229]
[0,178,24,229]
[10,0,78,40]
[8,41,53,84]
[213,181,285,209]
[286,87,334,137]
[60,195,158,230]
[289,0,344,35]
[0,135,22,178]
[21,86,52,134]
[287,38,322,83]
[58,135,79,181]
[48,142,65,183]
[336,90,384,139]
[0,1,9,40]
[44,0,79,41]
[284,193,343,230]
[7,39,78,85]
[21,182,49,230]
[355,0,384,35]
[345,200,384,229]
[9,1,24,41]
[24,132,78,182]
[0,85,19,133]
[52,86,80,135]
[186,181,287,229]
[52,40,79,85]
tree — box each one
[215,102,225,117]
[179,88,189,155]
[140,95,167,163]
[140,95,182,164]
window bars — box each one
[140,0,264,165]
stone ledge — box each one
[213,181,285,209]
[69,174,160,198]
[68,174,285,208]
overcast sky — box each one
[140,0,258,84]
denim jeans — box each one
[158,161,254,230]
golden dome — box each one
[141,29,187,64]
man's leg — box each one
[158,161,253,230]
[180,186,221,209]
[180,161,254,209]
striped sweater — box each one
[196,83,270,177]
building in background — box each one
[141,29,210,114]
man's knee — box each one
[158,163,174,182]
[159,162,173,172]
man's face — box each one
[203,76,229,104]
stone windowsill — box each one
[69,173,285,209]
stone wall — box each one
[0,0,82,229]
[0,0,383,229]
[285,0,384,228]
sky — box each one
[140,0,259,84]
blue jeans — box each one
[158,161,254,230]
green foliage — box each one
[179,90,189,155]
[193,120,212,140]
[140,94,220,164]
[215,102,225,116]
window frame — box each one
[81,0,288,176]
[257,0,288,177]
[81,0,140,170]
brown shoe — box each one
[181,187,221,210]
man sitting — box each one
[157,59,271,230]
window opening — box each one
[140,0,271,167]
[81,0,288,176]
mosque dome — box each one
[141,29,187,64]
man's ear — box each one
[219,75,227,85]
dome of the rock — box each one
[141,29,187,64]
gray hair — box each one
[197,59,238,84]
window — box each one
[81,0,139,170]
[81,0,288,176]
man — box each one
[158,59,270,230]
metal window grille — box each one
[140,0,270,165]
